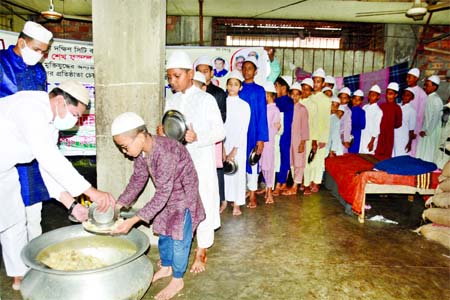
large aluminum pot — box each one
[21,225,153,300]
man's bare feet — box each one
[152,266,173,283]
[190,248,207,273]
[154,277,184,300]
[232,204,242,216]
[219,201,227,213]
[12,276,22,291]
[246,192,257,208]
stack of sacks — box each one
[415,161,450,249]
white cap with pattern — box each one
[22,21,53,44]
[111,112,145,136]
[166,50,193,70]
[369,84,381,94]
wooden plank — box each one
[283,48,294,76]
[313,49,324,72]
[323,50,335,76]
[363,50,374,73]
[333,50,344,77]
[353,50,365,75]
[343,50,355,76]
[373,51,385,70]
[302,49,314,73]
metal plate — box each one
[223,160,238,175]
[162,110,188,143]
[249,147,261,166]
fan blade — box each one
[63,14,92,22]
[428,1,450,12]
[355,10,406,17]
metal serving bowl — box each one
[21,225,153,300]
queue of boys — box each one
[1,20,448,300]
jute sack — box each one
[438,178,450,192]
[425,192,450,208]
[422,208,450,227]
[442,161,450,177]
[414,223,450,249]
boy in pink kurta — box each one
[260,81,281,204]
[283,82,309,196]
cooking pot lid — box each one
[223,160,238,175]
[162,110,188,143]
[249,147,261,166]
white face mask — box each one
[53,100,78,130]
[21,42,44,66]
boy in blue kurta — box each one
[349,90,366,153]
[238,56,269,208]
[273,75,294,196]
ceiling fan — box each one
[0,0,92,23]
[355,0,450,21]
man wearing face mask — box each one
[0,81,116,290]
[0,22,55,255]
[0,21,51,96]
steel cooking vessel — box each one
[21,225,153,300]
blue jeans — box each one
[158,209,192,278]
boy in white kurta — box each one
[359,85,383,154]
[416,75,443,163]
[223,71,250,216]
[162,50,225,273]
[394,87,417,157]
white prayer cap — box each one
[404,87,415,98]
[338,104,345,112]
[280,75,292,88]
[57,80,90,106]
[194,55,213,69]
[407,68,420,78]
[325,75,336,85]
[312,68,326,78]
[22,21,53,44]
[263,81,276,94]
[228,70,244,82]
[322,86,333,94]
[111,112,145,136]
[338,87,351,96]
[353,89,364,97]
[193,71,206,84]
[369,84,381,94]
[331,96,340,104]
[387,82,399,92]
[290,82,302,91]
[166,50,193,70]
[427,75,440,86]
[301,78,314,88]
[243,56,258,69]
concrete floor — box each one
[1,189,449,300]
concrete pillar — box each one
[92,0,165,243]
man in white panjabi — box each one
[359,85,383,154]
[0,81,116,290]
[416,75,443,163]
[160,50,225,274]
[393,87,417,157]
[406,68,427,157]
